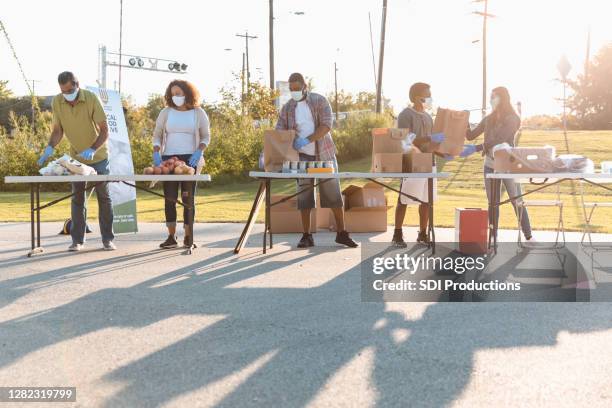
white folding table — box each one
[235,171,450,254]
[4,174,212,256]
[485,172,612,252]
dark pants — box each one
[162,154,197,227]
[484,166,532,237]
[71,159,114,245]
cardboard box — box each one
[330,183,391,233]
[371,128,411,171]
[455,208,488,254]
[373,153,403,173]
[432,108,469,156]
[403,151,433,173]
[493,146,555,173]
[270,194,331,233]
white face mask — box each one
[172,95,186,107]
[491,96,500,110]
[291,90,305,102]
[422,97,433,110]
[63,87,79,102]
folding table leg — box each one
[428,177,435,254]
[184,181,196,255]
[263,179,270,254]
[27,183,44,257]
[267,179,273,250]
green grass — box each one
[2,130,612,232]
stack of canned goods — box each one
[281,160,335,173]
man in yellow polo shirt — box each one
[37,71,116,251]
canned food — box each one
[298,161,307,170]
[290,161,299,170]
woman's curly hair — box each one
[164,79,200,109]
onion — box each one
[143,167,154,175]
[161,167,170,175]
[153,167,162,175]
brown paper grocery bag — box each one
[263,130,299,172]
[432,108,469,156]
[371,128,411,171]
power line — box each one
[0,19,33,95]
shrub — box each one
[333,112,394,163]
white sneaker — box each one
[103,241,117,251]
[68,243,83,252]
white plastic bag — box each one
[56,154,97,176]
[39,156,71,176]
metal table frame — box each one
[4,175,211,256]
[485,173,612,253]
[235,172,449,255]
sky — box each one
[1,0,611,118]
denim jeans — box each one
[71,158,115,244]
[484,166,532,237]
[162,154,197,227]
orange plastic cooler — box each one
[455,208,488,254]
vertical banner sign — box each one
[87,86,138,233]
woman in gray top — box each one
[461,87,532,240]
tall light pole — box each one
[98,45,188,89]
[375,0,388,114]
[236,31,258,93]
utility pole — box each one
[472,0,495,119]
[241,52,246,115]
[28,79,41,124]
[481,0,488,119]
[118,0,123,93]
[236,31,258,93]
[269,0,275,90]
[334,62,339,122]
[375,0,388,114]
[557,55,572,153]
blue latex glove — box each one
[443,154,454,161]
[431,132,446,144]
[79,148,96,161]
[460,145,478,158]
[37,145,55,166]
[293,137,310,151]
[188,149,203,167]
[153,151,162,166]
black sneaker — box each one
[416,231,430,244]
[183,236,197,248]
[336,231,358,248]
[392,229,408,248]
[159,235,178,249]
[297,233,314,248]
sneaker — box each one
[416,231,430,244]
[336,231,358,248]
[297,233,314,248]
[392,229,408,248]
[159,235,178,249]
[183,236,197,249]
[103,241,117,251]
[68,243,83,252]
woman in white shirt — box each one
[152,80,211,248]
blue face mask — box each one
[63,87,79,102]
